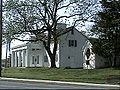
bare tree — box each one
[3,0,98,68]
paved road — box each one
[0,80,119,89]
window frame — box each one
[68,40,77,47]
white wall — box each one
[11,42,46,68]
[27,42,44,67]
[59,29,87,68]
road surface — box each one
[0,80,119,89]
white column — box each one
[18,51,20,67]
[14,52,17,67]
[22,50,26,67]
[11,51,15,67]
[18,51,22,67]
[25,50,29,67]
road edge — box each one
[0,77,120,88]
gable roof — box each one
[72,27,89,40]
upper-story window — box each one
[32,49,35,51]
[36,49,40,50]
[68,40,77,47]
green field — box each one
[1,67,120,85]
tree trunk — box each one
[51,37,58,68]
[42,26,58,68]
[50,55,56,68]
[43,41,57,68]
[113,53,117,67]
[112,52,117,67]
[47,52,56,68]
[113,31,118,67]
[109,57,112,67]
[5,43,8,68]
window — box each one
[68,40,77,47]
[75,40,77,47]
[36,56,39,64]
[32,56,35,64]
[86,60,90,65]
[36,49,40,50]
[68,56,70,59]
[85,48,90,59]
[24,50,26,54]
[44,55,48,62]
[32,49,35,51]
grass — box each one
[1,67,120,85]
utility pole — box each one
[0,0,2,77]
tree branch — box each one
[57,13,83,22]
[58,1,78,10]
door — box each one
[32,55,40,67]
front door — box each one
[32,55,39,67]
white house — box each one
[11,25,109,69]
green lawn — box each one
[1,67,120,85]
